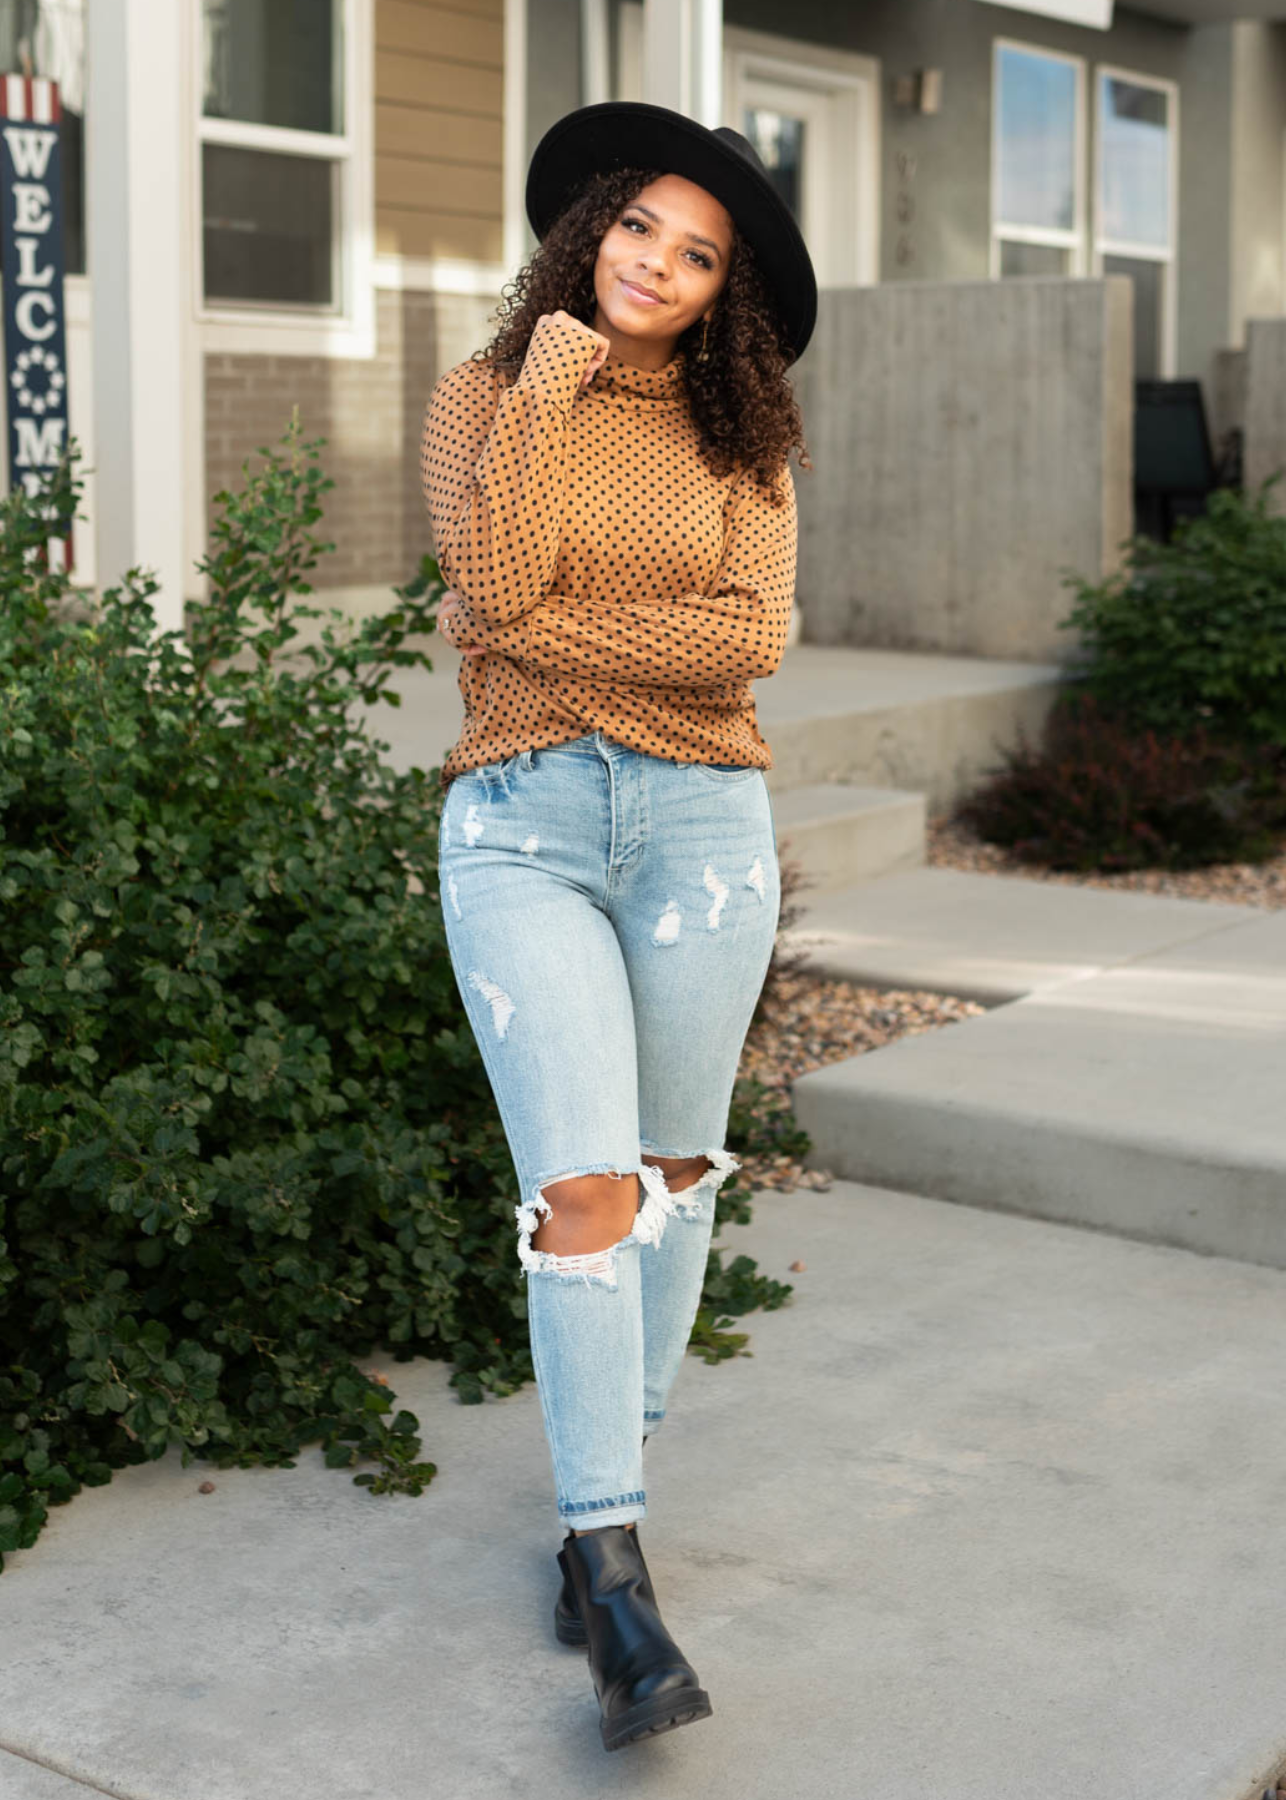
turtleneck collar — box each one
[594,347,687,401]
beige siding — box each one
[374,0,504,265]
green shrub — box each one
[0,424,795,1569]
[958,475,1286,871]
[1059,475,1286,746]
[958,691,1286,871]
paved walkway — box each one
[3,1181,1284,1800]
[785,868,1286,1270]
[781,864,1265,1003]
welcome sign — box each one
[0,74,70,563]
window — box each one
[197,0,372,350]
[0,0,84,273]
[742,107,805,220]
[200,0,346,310]
[1094,67,1176,379]
[991,40,1086,279]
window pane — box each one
[1104,252,1162,379]
[996,45,1077,233]
[743,107,805,222]
[203,144,336,307]
[0,0,84,274]
[1000,239,1071,276]
[202,0,341,135]
[1100,75,1169,248]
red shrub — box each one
[958,691,1286,871]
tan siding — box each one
[376,153,502,214]
[377,0,502,61]
[375,207,502,261]
[375,101,499,165]
[375,47,501,114]
[373,0,503,268]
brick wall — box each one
[204,286,502,590]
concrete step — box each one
[777,865,1262,1003]
[755,643,1062,811]
[789,879,1286,1270]
[770,782,925,892]
[317,603,1062,816]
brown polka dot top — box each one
[420,311,798,794]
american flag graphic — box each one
[0,74,63,124]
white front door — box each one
[616,10,880,290]
[723,28,880,290]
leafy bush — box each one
[958,691,1286,871]
[0,425,795,1569]
[958,475,1286,871]
[1058,475,1286,746]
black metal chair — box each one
[1133,378,1227,543]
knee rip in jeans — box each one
[514,1147,740,1288]
[515,1164,669,1290]
[642,1144,741,1222]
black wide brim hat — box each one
[525,101,818,366]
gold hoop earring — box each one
[697,315,711,362]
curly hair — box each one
[470,166,812,505]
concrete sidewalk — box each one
[3,1181,1284,1800]
[780,865,1263,1004]
[784,869,1286,1268]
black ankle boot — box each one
[559,1522,711,1750]
[554,1435,649,1647]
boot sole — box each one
[601,1687,712,1751]
[554,1611,588,1647]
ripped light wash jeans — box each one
[436,730,782,1532]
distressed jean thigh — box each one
[611,763,782,1157]
[437,760,648,1261]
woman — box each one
[421,100,816,1753]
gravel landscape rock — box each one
[928,814,1286,909]
[736,967,986,1195]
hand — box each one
[437,590,487,656]
[535,310,611,390]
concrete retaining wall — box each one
[1244,318,1286,514]
[791,275,1135,663]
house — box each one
[2,0,1284,635]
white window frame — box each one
[191,0,374,359]
[990,36,1087,280]
[1092,61,1178,379]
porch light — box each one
[892,69,943,114]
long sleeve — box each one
[451,460,798,690]
[420,313,596,628]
